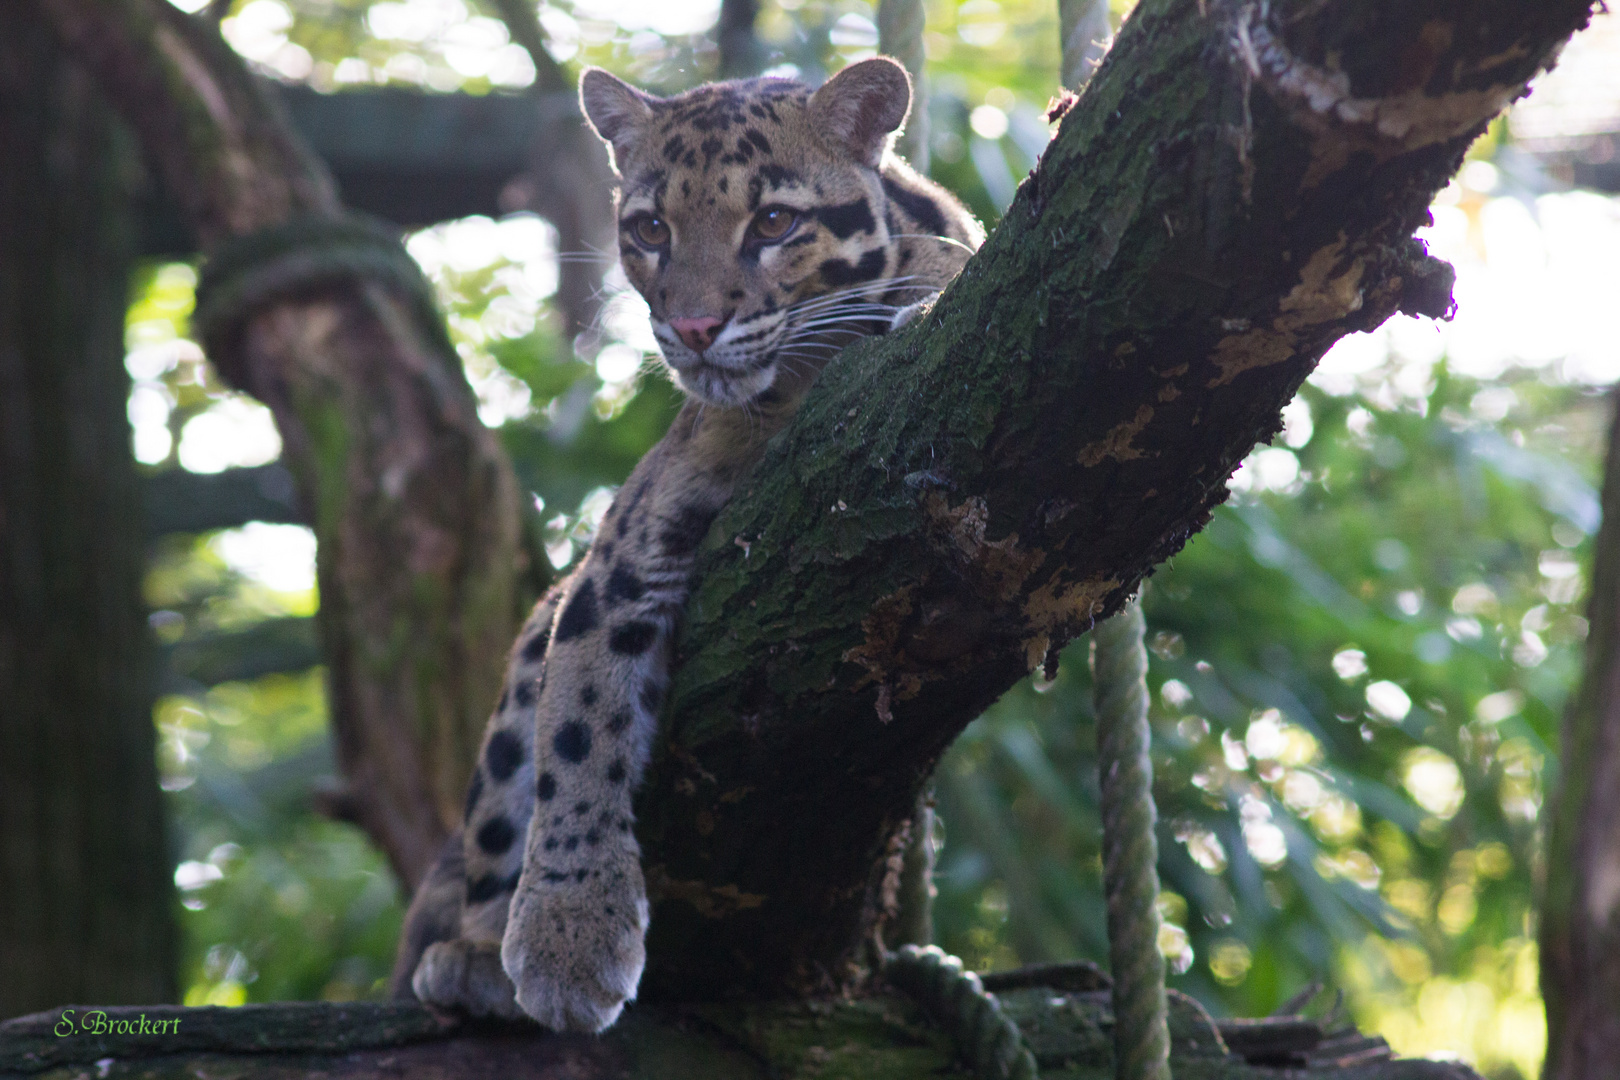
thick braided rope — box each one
[1059,0,1113,91]
[193,213,451,364]
[1092,601,1171,1080]
[877,0,929,172]
[885,945,1039,1080]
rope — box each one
[193,213,451,363]
[1091,601,1171,1080]
[1059,0,1112,90]
[877,0,929,172]
[885,944,1039,1080]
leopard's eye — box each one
[631,215,670,247]
[750,207,798,242]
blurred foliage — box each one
[933,361,1602,1080]
[127,3,1620,1078]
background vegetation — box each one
[125,1,1620,1076]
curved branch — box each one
[35,0,524,888]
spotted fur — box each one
[395,56,981,1033]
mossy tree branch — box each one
[637,0,1594,1000]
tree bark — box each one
[1541,386,1620,1078]
[0,4,175,1015]
[34,0,524,891]
[0,985,1483,1079]
[638,0,1591,1000]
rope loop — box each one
[194,213,450,362]
[884,944,1039,1080]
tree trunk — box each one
[1541,386,1620,1078]
[34,0,525,891]
[0,4,175,1016]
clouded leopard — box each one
[393,55,982,1032]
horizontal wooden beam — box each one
[137,87,577,255]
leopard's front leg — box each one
[501,444,731,1032]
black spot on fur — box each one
[476,816,516,855]
[820,249,887,287]
[576,869,590,882]
[467,871,519,904]
[496,685,510,712]
[514,679,537,708]
[565,836,579,852]
[554,721,592,764]
[581,685,598,707]
[544,837,557,851]
[701,137,723,168]
[607,759,627,783]
[816,200,876,239]
[882,175,949,238]
[463,768,484,822]
[610,621,658,656]
[574,800,591,815]
[605,564,646,605]
[597,539,615,562]
[661,135,685,162]
[543,870,567,883]
[660,502,716,556]
[554,579,599,642]
[586,830,601,846]
[608,711,632,734]
[537,771,557,801]
[718,176,729,194]
[485,729,524,781]
[745,129,771,155]
[757,163,797,187]
[521,630,549,662]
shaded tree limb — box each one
[35,0,524,890]
[1541,384,1620,1078]
[0,2,175,1014]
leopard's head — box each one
[581,59,917,407]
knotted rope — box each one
[1092,601,1171,1080]
[885,944,1039,1080]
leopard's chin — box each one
[666,358,777,408]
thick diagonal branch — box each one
[638,0,1591,1000]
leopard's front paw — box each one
[411,938,526,1020]
[500,865,650,1033]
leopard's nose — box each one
[669,315,728,354]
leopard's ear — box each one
[580,68,658,172]
[808,56,912,168]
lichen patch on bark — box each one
[1077,403,1155,466]
[1209,236,1365,387]
[645,866,767,918]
